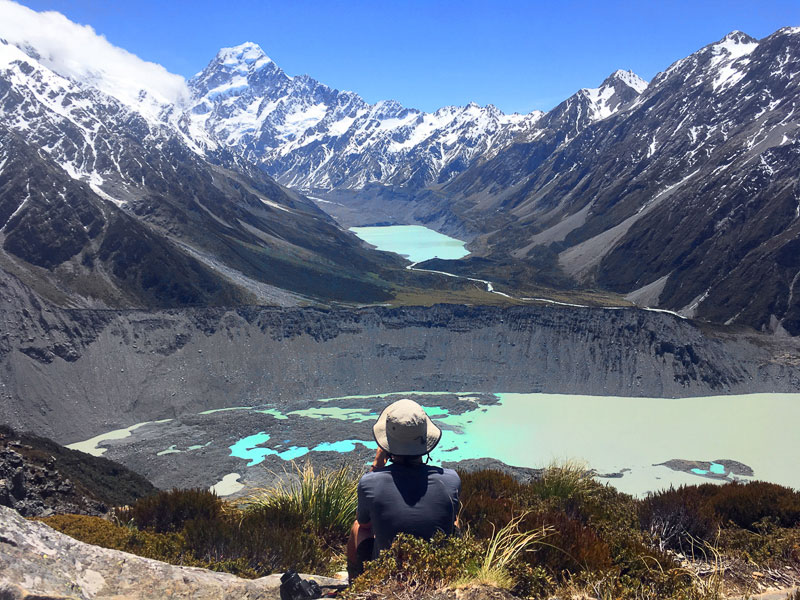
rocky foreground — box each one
[0,505,341,600]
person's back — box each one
[357,461,460,557]
[347,399,461,579]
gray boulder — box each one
[0,505,341,599]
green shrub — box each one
[183,505,332,576]
[522,509,613,578]
[504,561,555,599]
[638,485,719,552]
[608,538,688,598]
[710,481,800,530]
[640,481,800,553]
[38,514,193,565]
[718,522,800,565]
[40,507,332,578]
[119,488,223,533]
[346,532,482,597]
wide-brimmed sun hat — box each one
[373,399,442,456]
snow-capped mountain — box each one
[187,42,547,191]
[3,1,800,336]
[0,38,400,308]
[433,28,800,334]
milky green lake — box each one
[349,225,469,263]
[227,391,800,496]
[69,392,800,497]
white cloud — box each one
[0,0,190,120]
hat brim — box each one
[373,404,442,456]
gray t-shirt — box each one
[357,463,461,557]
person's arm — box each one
[348,474,376,565]
[453,473,462,530]
[371,447,388,471]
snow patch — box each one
[709,33,758,92]
[259,196,291,212]
[89,182,126,208]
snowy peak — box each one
[708,30,758,64]
[185,42,543,190]
[604,69,648,94]
[190,41,286,102]
[716,30,758,47]
[579,69,647,121]
[215,42,273,68]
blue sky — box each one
[16,0,800,114]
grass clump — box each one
[463,513,552,589]
[243,462,358,544]
[529,460,596,506]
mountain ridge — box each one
[407,27,800,334]
[3,15,800,335]
[0,37,403,308]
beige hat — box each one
[373,399,442,456]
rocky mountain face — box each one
[0,39,401,308]
[185,44,654,197]
[0,425,155,517]
[187,42,546,191]
[428,29,800,334]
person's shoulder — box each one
[425,465,460,480]
[440,467,461,482]
[359,467,390,486]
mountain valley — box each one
[1,7,800,499]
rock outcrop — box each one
[0,425,155,516]
[0,504,340,599]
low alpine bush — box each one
[118,488,222,533]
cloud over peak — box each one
[0,0,190,119]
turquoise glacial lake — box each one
[69,392,800,497]
[349,225,469,263]
[222,392,800,496]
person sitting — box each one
[346,399,461,581]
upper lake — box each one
[349,225,469,263]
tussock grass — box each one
[457,513,553,589]
[530,459,596,503]
[242,462,359,540]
